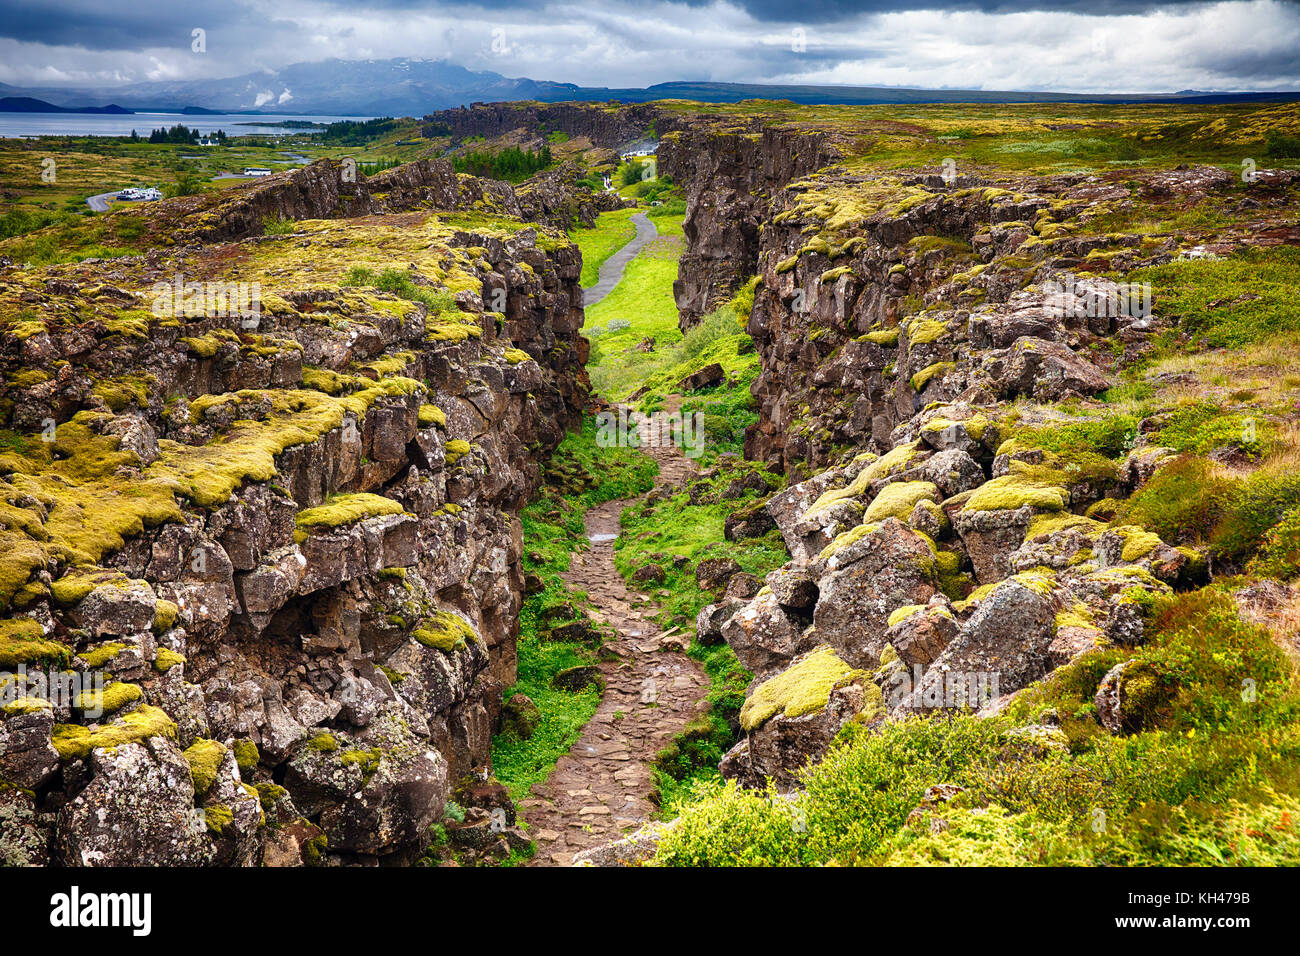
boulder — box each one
[57,738,213,866]
[810,519,939,668]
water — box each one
[589,532,617,543]
[0,112,372,139]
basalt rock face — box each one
[658,125,842,331]
[0,169,587,865]
[424,102,670,149]
[163,158,522,244]
[516,160,634,232]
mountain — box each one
[0,59,1295,117]
[0,96,133,114]
[0,59,578,116]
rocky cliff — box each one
[680,142,1300,794]
[658,123,842,331]
[0,161,588,865]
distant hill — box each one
[0,96,133,114]
[1,59,1296,116]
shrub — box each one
[1117,455,1232,543]
[1248,506,1300,579]
[1211,466,1300,562]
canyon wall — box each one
[0,160,587,865]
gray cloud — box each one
[0,0,1294,94]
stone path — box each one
[521,400,706,866]
[581,212,658,308]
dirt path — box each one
[581,212,658,308]
[520,401,706,866]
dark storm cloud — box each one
[697,0,1224,22]
[0,0,1229,49]
[0,0,270,49]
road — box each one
[85,191,118,212]
[581,212,658,308]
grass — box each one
[654,587,1300,866]
[1130,246,1300,350]
[584,215,687,396]
[570,207,637,288]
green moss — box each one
[804,442,922,521]
[818,521,882,562]
[418,404,447,429]
[413,610,478,653]
[254,782,288,810]
[444,439,471,464]
[864,481,939,524]
[339,747,382,781]
[152,599,178,633]
[861,328,900,346]
[78,641,126,669]
[203,803,233,835]
[910,361,955,392]
[739,645,863,731]
[307,732,338,753]
[0,618,70,669]
[503,347,532,364]
[1,696,52,716]
[74,681,142,716]
[232,739,259,776]
[963,475,1068,513]
[51,704,177,761]
[183,739,228,797]
[153,647,186,673]
[906,318,948,345]
[294,492,406,540]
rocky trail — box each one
[580,211,657,307]
[520,401,707,865]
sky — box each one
[0,0,1297,94]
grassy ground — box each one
[653,586,1300,865]
[584,211,687,396]
[569,207,638,288]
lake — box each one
[0,112,373,139]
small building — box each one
[242,167,272,177]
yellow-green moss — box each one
[503,348,531,364]
[153,647,186,673]
[183,739,228,797]
[203,803,233,835]
[152,599,178,634]
[307,732,338,753]
[418,404,447,428]
[444,439,471,465]
[0,618,70,669]
[804,442,922,521]
[294,492,406,540]
[861,328,900,346]
[911,361,955,391]
[51,704,177,760]
[906,318,948,345]
[232,739,259,776]
[413,610,478,653]
[864,481,939,524]
[963,475,1068,513]
[739,645,859,731]
[74,681,142,717]
[78,641,126,669]
[1114,526,1164,562]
